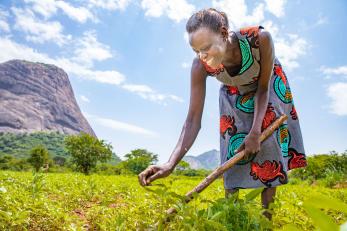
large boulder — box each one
[0,59,96,137]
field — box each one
[0,171,346,230]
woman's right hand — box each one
[138,162,174,186]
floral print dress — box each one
[201,26,307,189]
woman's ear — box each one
[220,26,229,41]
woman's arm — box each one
[250,30,275,135]
[235,30,275,156]
[167,58,208,170]
[138,58,208,186]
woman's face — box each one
[189,27,227,68]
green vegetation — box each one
[0,132,121,171]
[0,171,346,230]
[0,132,67,158]
[122,148,158,174]
[27,145,49,172]
[0,155,30,171]
[173,160,212,177]
[65,132,113,175]
[290,151,347,188]
[0,132,346,229]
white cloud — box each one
[0,37,125,85]
[181,62,190,68]
[264,0,286,17]
[320,66,347,76]
[168,94,184,102]
[0,20,10,32]
[0,9,10,32]
[88,0,131,11]
[12,7,71,46]
[55,58,125,85]
[212,0,265,29]
[73,31,113,67]
[122,83,184,103]
[259,21,307,71]
[274,34,308,71]
[122,84,153,93]
[141,0,195,23]
[85,113,158,136]
[0,37,180,104]
[24,0,57,19]
[210,1,308,71]
[316,15,328,26]
[326,82,347,116]
[24,0,96,23]
[80,95,90,103]
[298,14,328,31]
[55,1,96,23]
[0,37,52,62]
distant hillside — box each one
[0,131,67,159]
[183,149,220,170]
[0,132,121,164]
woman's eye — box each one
[202,45,211,52]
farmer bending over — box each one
[138,8,307,220]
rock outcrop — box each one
[0,59,96,137]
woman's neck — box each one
[221,31,242,68]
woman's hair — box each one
[186,8,229,34]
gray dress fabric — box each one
[201,26,307,189]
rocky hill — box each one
[0,59,95,136]
[183,149,220,170]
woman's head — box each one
[186,8,230,68]
[186,8,229,34]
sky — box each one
[0,0,346,164]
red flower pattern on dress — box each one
[227,86,239,95]
[240,26,263,47]
[240,26,261,38]
[274,64,287,85]
[250,160,287,186]
[288,148,307,170]
[290,105,298,120]
[220,115,237,139]
[261,103,276,131]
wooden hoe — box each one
[160,114,288,224]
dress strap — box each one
[239,25,264,38]
[237,25,264,48]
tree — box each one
[176,160,190,171]
[64,132,113,175]
[53,156,66,166]
[123,149,158,174]
[27,145,49,172]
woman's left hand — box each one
[234,132,261,161]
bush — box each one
[122,149,158,174]
[173,160,212,177]
[289,150,347,187]
[27,145,50,172]
[64,132,113,175]
[0,155,31,171]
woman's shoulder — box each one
[239,25,264,37]
[233,25,265,49]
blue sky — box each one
[0,0,346,163]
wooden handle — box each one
[166,114,288,215]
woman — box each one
[138,8,307,220]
